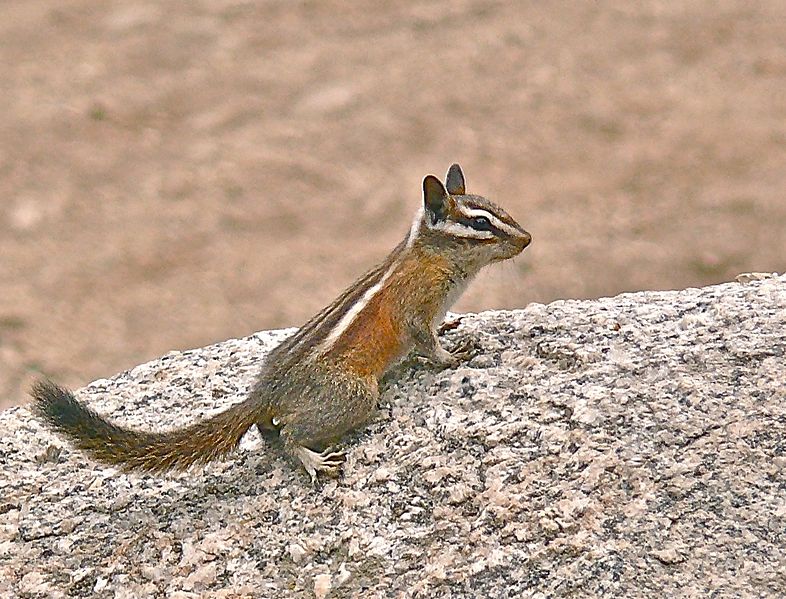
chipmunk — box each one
[32,164,531,481]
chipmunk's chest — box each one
[405,253,470,326]
[433,275,469,326]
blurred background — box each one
[1,0,785,408]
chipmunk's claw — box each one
[295,445,345,483]
[426,337,478,370]
[449,337,478,363]
[318,448,345,477]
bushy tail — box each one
[31,379,260,473]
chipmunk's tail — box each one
[31,379,260,473]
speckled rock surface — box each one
[1,275,785,598]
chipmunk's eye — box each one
[470,216,492,231]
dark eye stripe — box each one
[471,216,492,231]
[456,216,504,237]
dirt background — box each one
[1,0,784,409]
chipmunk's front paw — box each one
[428,338,477,369]
[448,337,478,363]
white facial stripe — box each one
[431,220,495,239]
[459,207,520,236]
[460,207,497,220]
[319,261,397,350]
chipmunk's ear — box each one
[445,163,465,195]
[423,175,450,223]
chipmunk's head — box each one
[416,163,531,272]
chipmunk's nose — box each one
[518,229,532,249]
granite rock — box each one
[1,275,785,598]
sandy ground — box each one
[1,0,785,408]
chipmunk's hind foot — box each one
[293,445,345,482]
